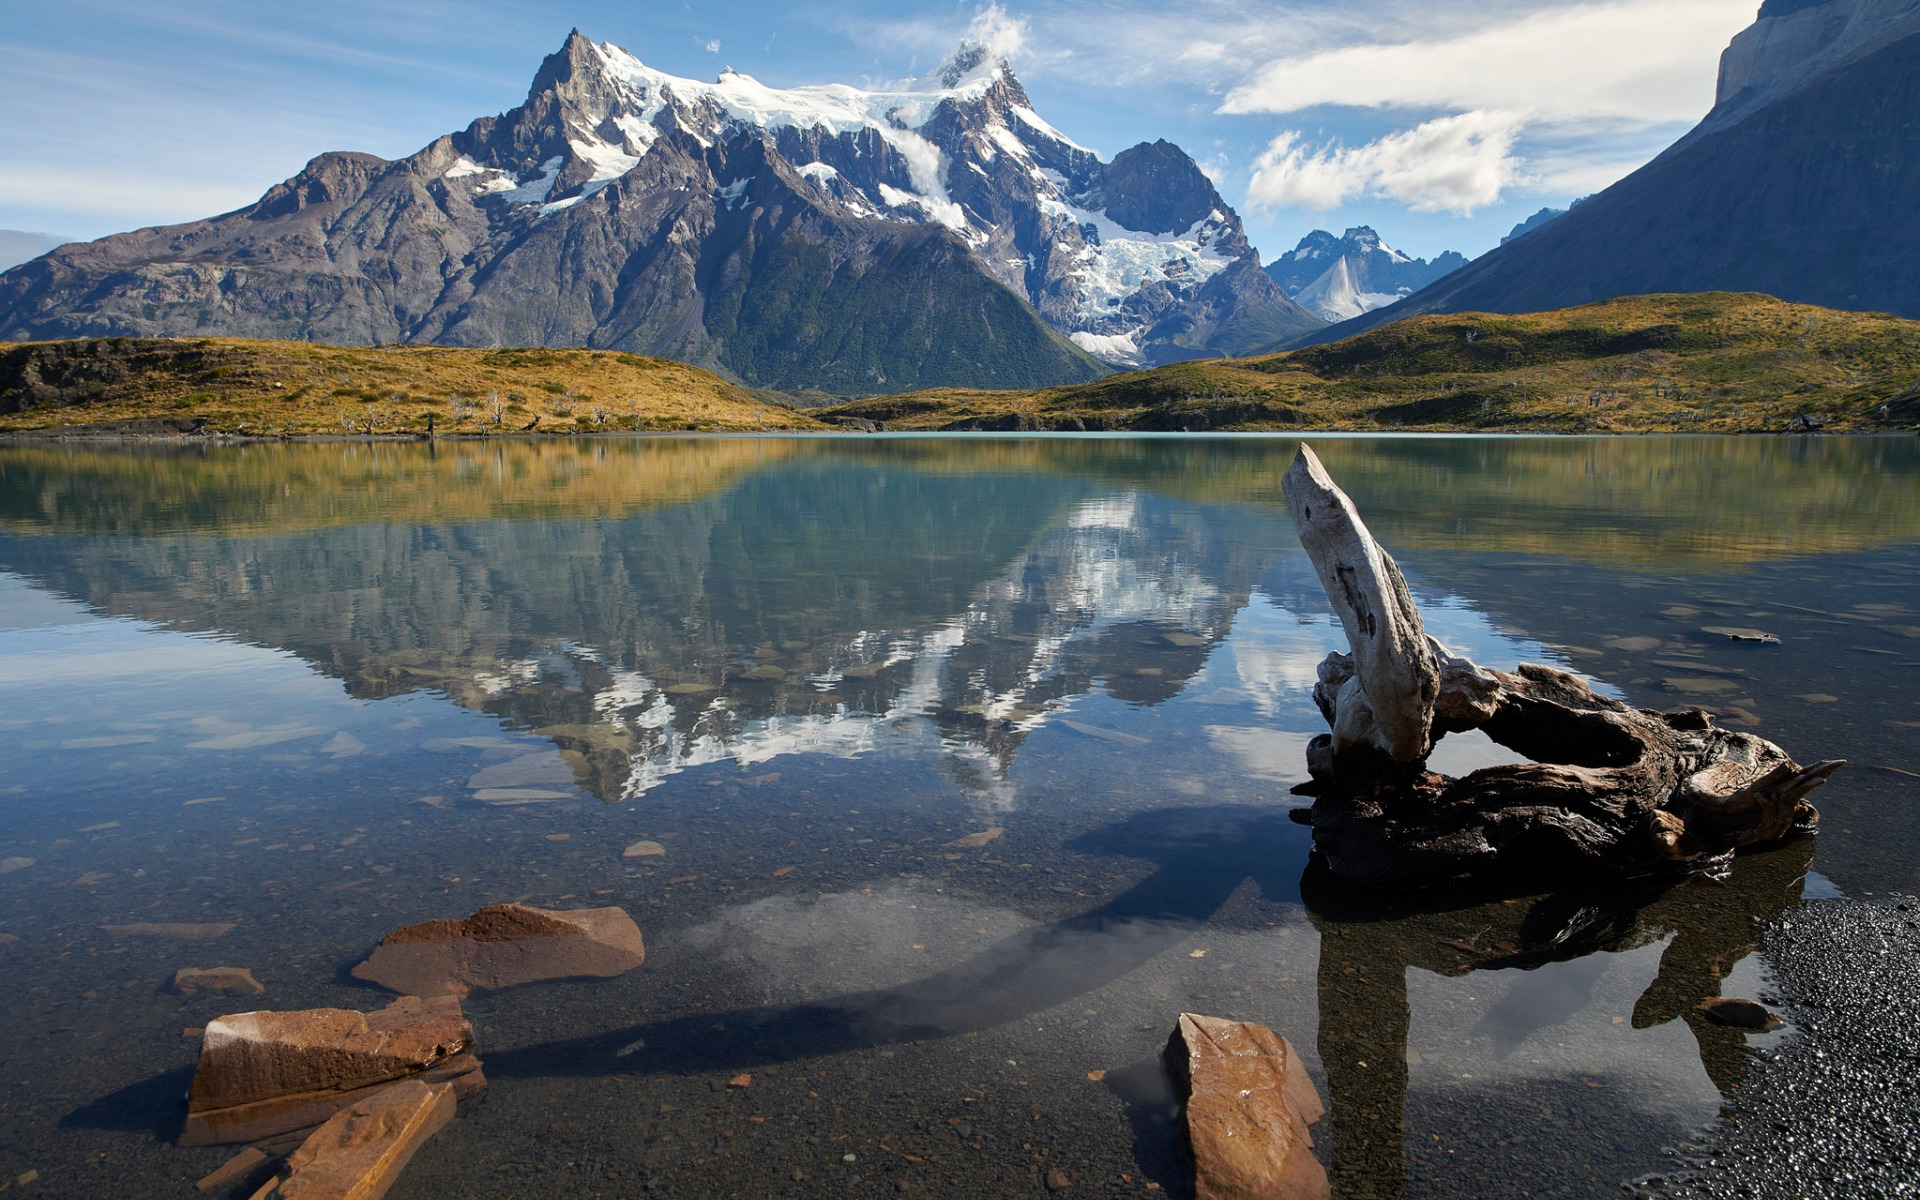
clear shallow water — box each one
[0,435,1914,1199]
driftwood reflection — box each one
[1305,835,1815,1200]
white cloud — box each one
[837,0,1752,228]
[1222,0,1753,126]
[966,4,1029,63]
[1523,151,1655,199]
[699,38,721,54]
[1247,110,1523,215]
[1205,726,1316,784]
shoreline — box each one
[0,423,1906,446]
[1646,897,1920,1199]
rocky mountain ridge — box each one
[0,33,1320,392]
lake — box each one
[0,434,1915,1199]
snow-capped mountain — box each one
[0,32,1320,388]
[1264,227,1465,322]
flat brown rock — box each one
[176,967,266,996]
[1165,1013,1327,1200]
[247,1079,454,1200]
[350,904,644,997]
[181,996,475,1147]
[183,1052,484,1148]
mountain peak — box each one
[1102,140,1232,238]
[1712,0,1920,122]
[525,28,611,106]
[1269,227,1463,321]
[0,29,1325,382]
[935,39,1008,89]
[1758,0,1837,16]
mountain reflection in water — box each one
[0,435,1914,1200]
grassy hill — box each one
[820,294,1920,433]
[6,295,1920,437]
[0,337,830,435]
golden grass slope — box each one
[823,294,1920,433]
[0,338,827,434]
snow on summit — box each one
[423,33,1310,367]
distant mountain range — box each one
[0,33,1321,393]
[1290,0,1920,345]
[1265,227,1466,322]
[1499,202,1589,245]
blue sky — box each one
[0,0,1761,263]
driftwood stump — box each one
[1282,445,1843,889]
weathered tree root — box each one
[1283,444,1843,890]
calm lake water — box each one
[0,435,1915,1199]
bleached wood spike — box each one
[1282,444,1438,763]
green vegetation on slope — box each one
[821,294,1920,433]
[0,338,829,435]
[8,294,1920,437]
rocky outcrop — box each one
[1164,1013,1327,1200]
[1290,0,1920,344]
[246,1079,455,1200]
[350,904,645,997]
[181,996,482,1146]
[0,32,1320,387]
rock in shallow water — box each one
[350,903,644,997]
[181,995,480,1146]
[1164,1013,1327,1200]
[1695,997,1783,1031]
[175,966,266,996]
[247,1079,455,1200]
